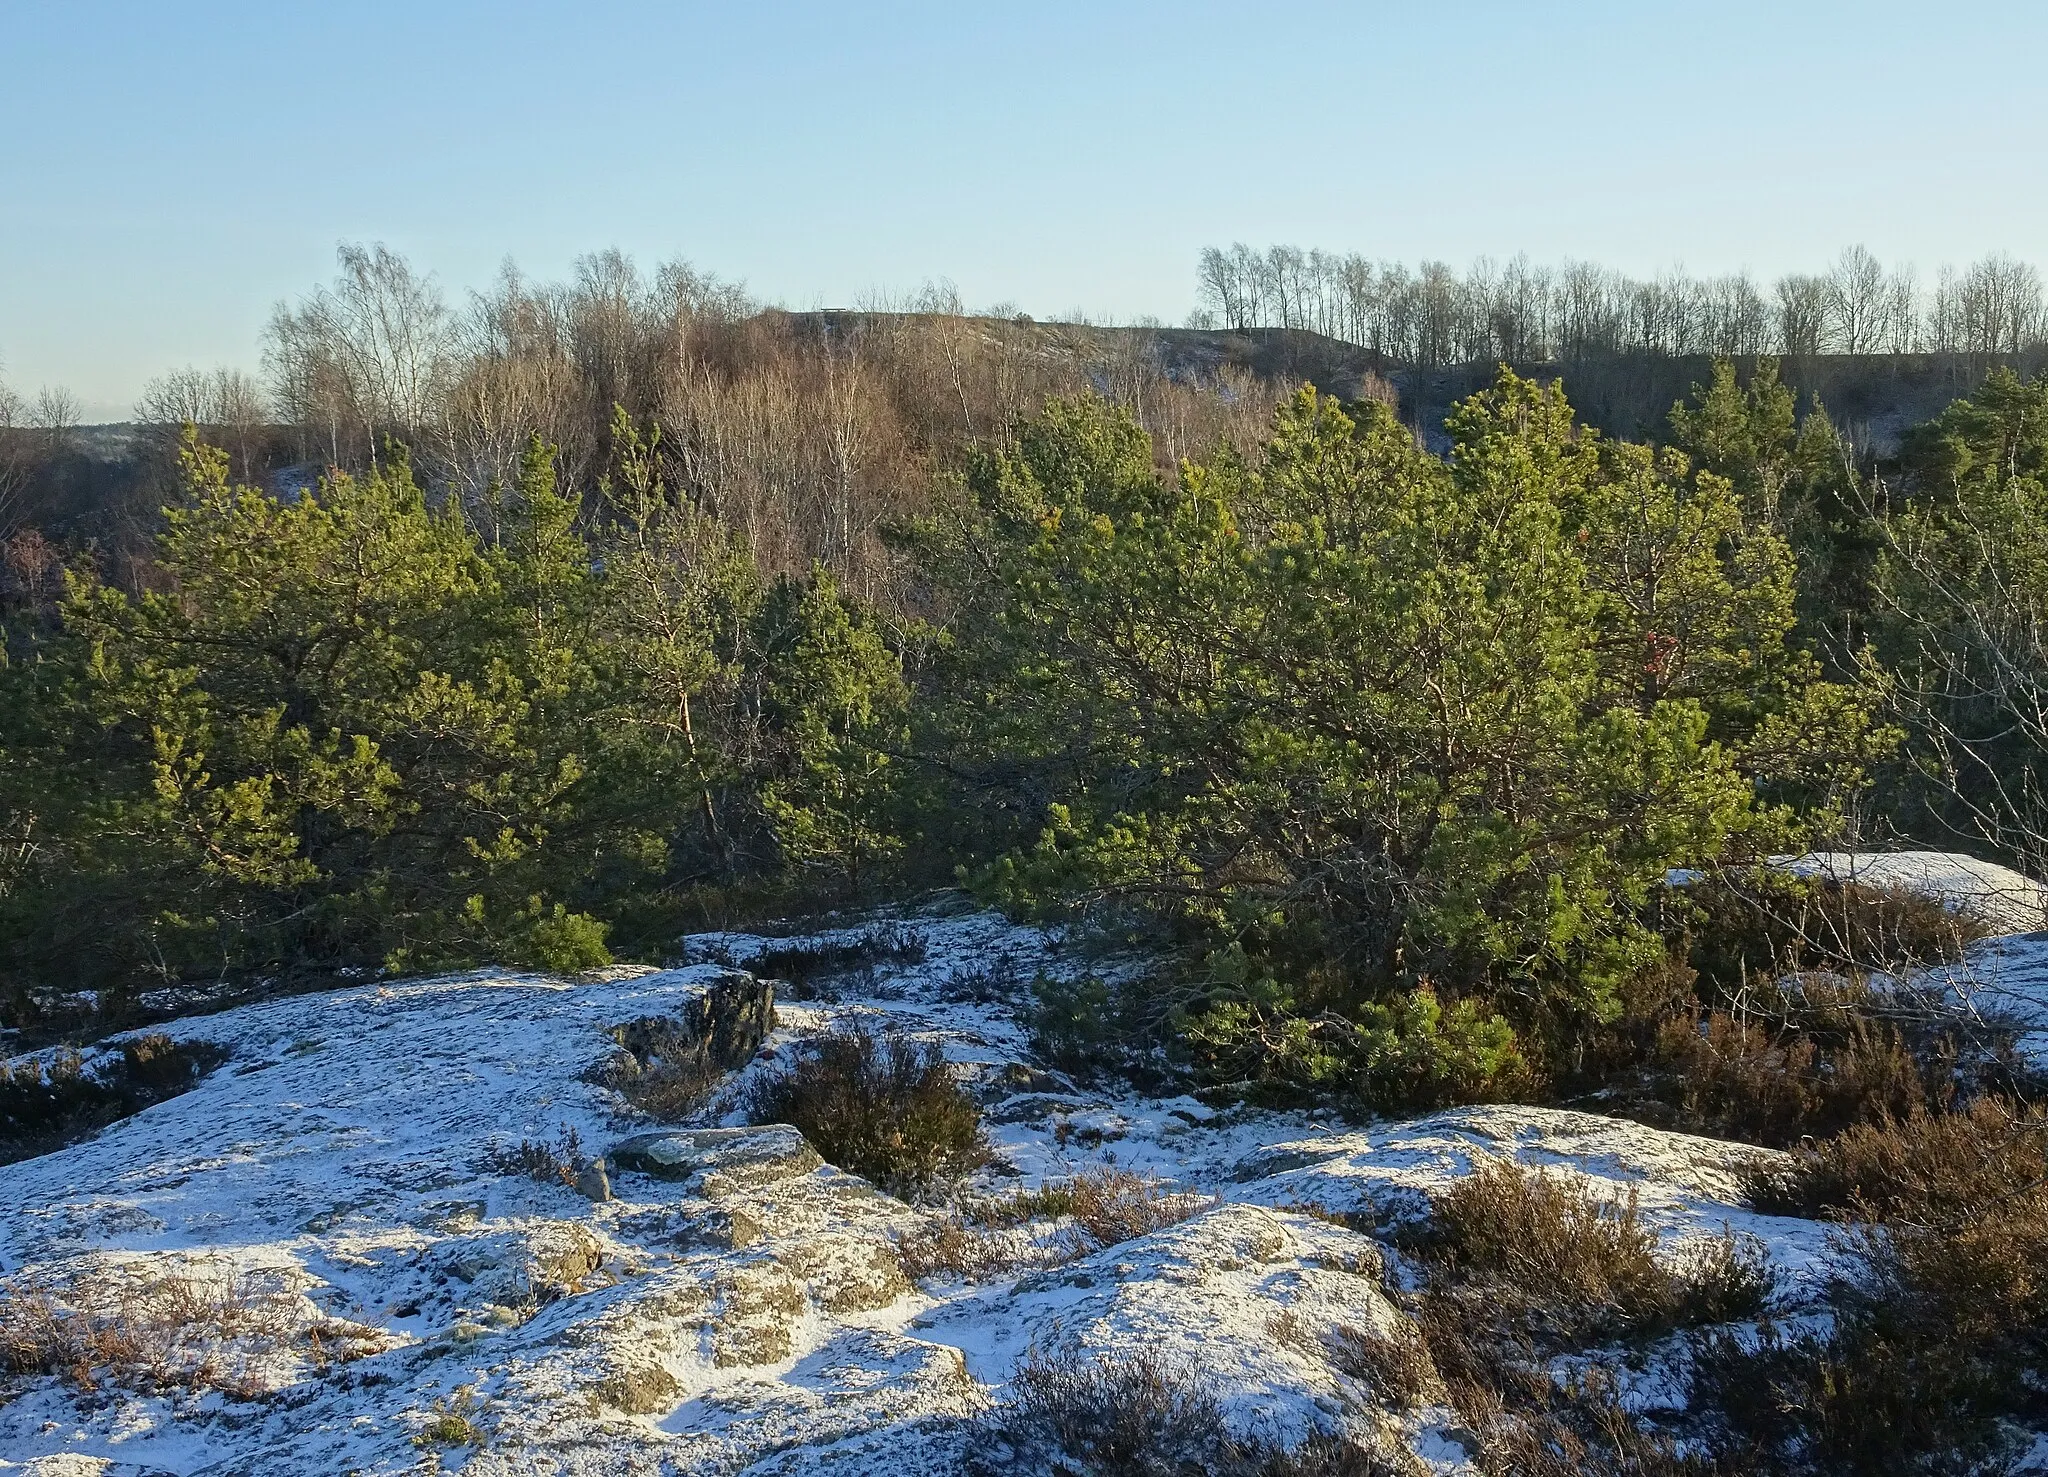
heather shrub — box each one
[1648,1008,1942,1147]
[897,1167,1213,1283]
[1684,1098,2048,1473]
[743,1027,988,1198]
[1418,1159,1772,1351]
[1745,1095,2048,1220]
[1321,1322,1440,1409]
[486,1126,586,1190]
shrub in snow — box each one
[744,1027,988,1199]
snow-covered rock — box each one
[1770,849,2048,933]
[0,908,1835,1474]
[1756,849,2048,1065]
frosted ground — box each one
[3,854,2045,1474]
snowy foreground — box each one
[3,856,2045,1475]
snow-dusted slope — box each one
[0,910,1827,1476]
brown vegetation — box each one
[1571,877,2021,1151]
[0,1261,387,1399]
[1744,1094,2048,1221]
[897,1168,1214,1283]
[1364,1162,1768,1475]
[744,1027,989,1198]
[1417,1159,1772,1352]
[254,250,1293,620]
[1732,1099,2048,1472]
[1646,1006,1946,1148]
[487,1126,587,1190]
[1319,1321,1441,1410]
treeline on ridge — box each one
[1197,240,2048,364]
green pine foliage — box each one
[1667,356,1875,641]
[6,363,2014,1118]
[752,565,909,884]
[0,424,907,1008]
[913,371,1883,1100]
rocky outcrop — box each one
[608,972,777,1078]
[609,1125,824,1195]
[0,907,1861,1475]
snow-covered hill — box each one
[2,855,2030,1474]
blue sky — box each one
[3,0,2044,417]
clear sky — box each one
[3,0,2044,418]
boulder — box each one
[573,1157,611,1203]
[612,971,776,1078]
[610,1125,823,1196]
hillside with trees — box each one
[10,243,2048,1472]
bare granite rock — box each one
[610,1124,824,1195]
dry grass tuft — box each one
[1420,1158,1771,1351]
[1444,1355,1717,1477]
[1323,1322,1441,1408]
[897,1168,1215,1285]
[414,1385,490,1448]
[896,1214,1039,1283]
[488,1125,587,1190]
[1062,1168,1214,1253]
[0,1260,388,1398]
